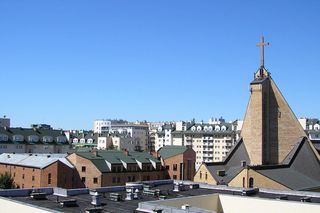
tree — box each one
[0,172,15,189]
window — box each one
[81,166,86,172]
[173,164,177,171]
[242,177,245,187]
[200,172,202,179]
[48,173,52,184]
[249,177,254,188]
[165,165,170,170]
[173,175,177,180]
[205,172,208,180]
[132,176,136,182]
[117,177,120,183]
[32,176,35,181]
[22,174,25,179]
[127,176,131,182]
[93,178,98,184]
[112,177,116,183]
[81,177,86,183]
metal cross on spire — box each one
[256,36,269,67]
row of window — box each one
[0,134,66,143]
[191,125,227,132]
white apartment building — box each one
[97,134,141,152]
[299,118,320,141]
[93,120,111,133]
[110,124,148,151]
[155,120,239,168]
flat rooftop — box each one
[2,181,320,213]
[9,184,216,213]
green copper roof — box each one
[159,146,188,159]
[75,150,160,172]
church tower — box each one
[240,37,306,165]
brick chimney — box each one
[123,149,129,156]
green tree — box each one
[0,172,15,189]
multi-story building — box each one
[67,150,165,188]
[0,153,77,189]
[0,127,71,154]
[111,124,148,151]
[157,146,196,181]
[299,118,320,141]
[155,120,238,168]
[97,133,141,152]
[93,120,111,134]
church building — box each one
[194,37,320,191]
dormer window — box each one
[158,127,162,132]
[13,135,24,142]
[56,136,67,143]
[73,138,79,143]
[215,126,220,131]
[191,126,196,131]
[197,126,202,132]
[87,138,93,144]
[80,138,86,143]
[204,126,208,132]
[28,135,39,142]
[208,126,213,132]
[43,136,53,143]
[221,126,226,131]
[0,134,8,142]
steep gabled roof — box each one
[203,139,250,184]
[252,137,320,190]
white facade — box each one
[93,120,111,133]
[111,124,148,150]
[97,134,141,152]
[155,120,238,169]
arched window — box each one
[242,177,245,187]
[215,126,220,131]
[208,126,213,132]
[72,138,79,144]
[249,177,254,188]
[200,171,202,179]
[191,126,196,131]
[204,126,208,132]
[197,126,202,132]
[205,172,208,180]
[221,125,226,131]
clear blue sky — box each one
[1,1,320,130]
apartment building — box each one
[0,127,71,154]
[111,124,148,151]
[93,120,111,134]
[0,153,76,189]
[157,146,196,181]
[155,120,238,168]
[97,133,141,152]
[67,150,165,188]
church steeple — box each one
[255,36,270,80]
[241,37,307,165]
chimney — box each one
[91,149,99,157]
[123,149,129,156]
[241,160,246,167]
